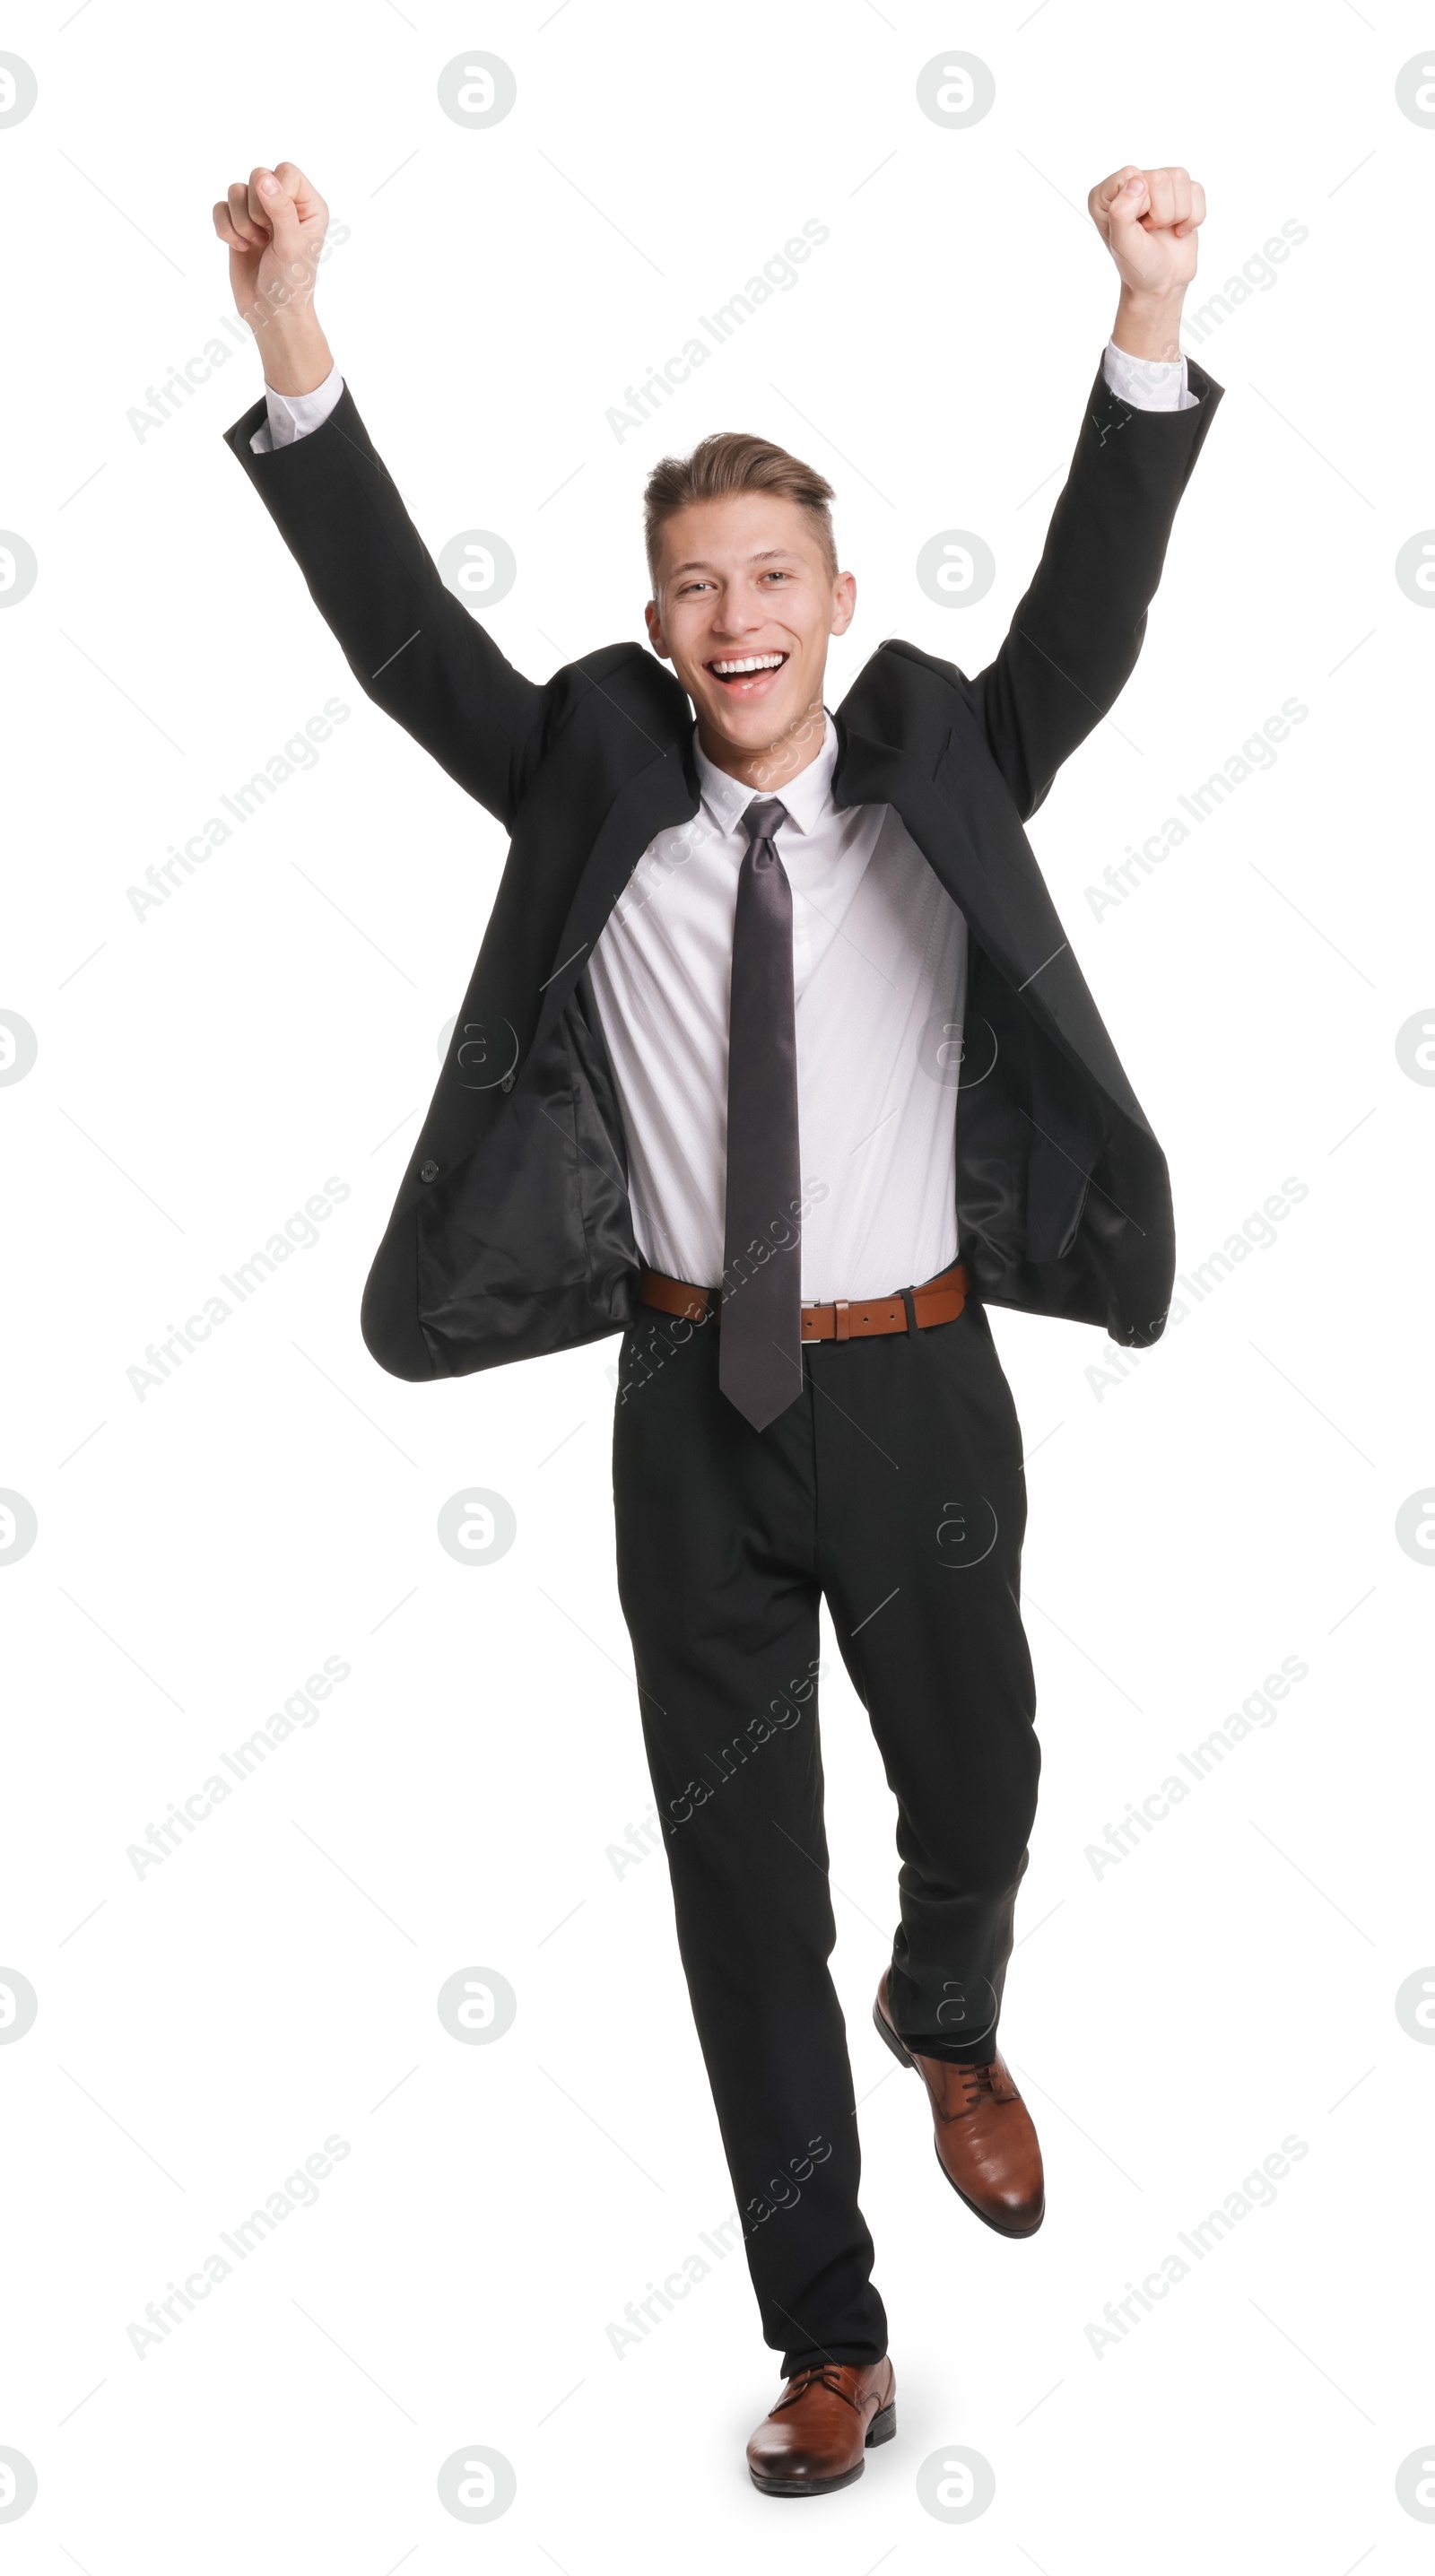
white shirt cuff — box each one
[248,363,345,456]
[1102,335,1195,413]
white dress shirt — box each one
[251,344,1194,1295]
[587,716,969,1297]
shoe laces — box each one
[937,2058,998,2119]
[773,2364,860,2414]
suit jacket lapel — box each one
[526,733,700,1058]
[831,692,1144,1126]
[831,703,1048,988]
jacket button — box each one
[500,1072,515,1092]
[420,1160,439,1183]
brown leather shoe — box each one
[746,2359,896,2495]
[874,1971,1044,2237]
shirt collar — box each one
[693,710,838,840]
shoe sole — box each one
[749,2402,896,2495]
[871,1998,1046,2240]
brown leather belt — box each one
[637,1260,970,1342]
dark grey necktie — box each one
[719,796,803,1431]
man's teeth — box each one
[712,655,786,675]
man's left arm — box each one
[970,165,1224,822]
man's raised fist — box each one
[1089,165,1205,302]
[212,162,331,370]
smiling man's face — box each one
[645,492,856,787]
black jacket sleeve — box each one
[222,382,547,831]
[967,353,1223,822]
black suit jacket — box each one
[224,356,1222,1383]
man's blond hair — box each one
[643,432,838,587]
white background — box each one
[3,2,1432,2568]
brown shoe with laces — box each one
[745,2358,896,2495]
[874,1970,1044,2237]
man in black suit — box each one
[215,156,1219,2494]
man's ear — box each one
[830,570,857,639]
[645,598,671,658]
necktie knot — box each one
[741,796,789,857]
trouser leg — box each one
[612,1310,887,2374]
[808,1298,1040,2066]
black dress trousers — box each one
[611,1290,1039,2374]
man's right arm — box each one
[213,163,545,829]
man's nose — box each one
[710,596,763,638]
